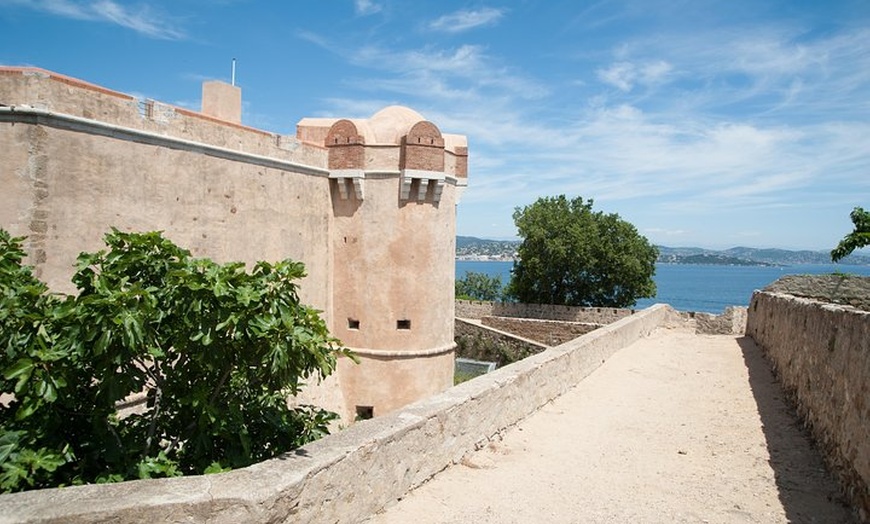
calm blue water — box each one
[456,260,870,314]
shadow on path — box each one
[737,336,857,523]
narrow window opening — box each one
[397,319,411,330]
[356,405,374,420]
[348,318,360,330]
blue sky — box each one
[1,0,869,251]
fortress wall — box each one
[480,316,603,346]
[0,112,334,313]
[454,318,547,367]
[0,304,679,524]
[456,299,635,324]
[746,289,870,521]
[0,67,328,168]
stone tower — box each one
[298,106,469,419]
[0,67,468,422]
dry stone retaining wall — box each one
[454,318,547,367]
[480,316,602,346]
[746,279,870,522]
[0,305,679,524]
[456,300,635,324]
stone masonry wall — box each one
[0,305,680,524]
[746,282,870,521]
[456,300,635,324]
[454,318,547,367]
[763,274,870,312]
[481,316,602,346]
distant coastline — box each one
[456,236,870,267]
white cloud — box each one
[354,0,381,16]
[1,0,186,39]
[597,60,673,92]
[294,10,870,247]
[428,7,505,33]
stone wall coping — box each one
[0,305,677,523]
[456,317,548,349]
[0,106,330,178]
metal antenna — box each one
[231,58,236,86]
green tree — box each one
[507,195,657,308]
[455,271,505,301]
[0,228,352,492]
[831,207,870,262]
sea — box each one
[456,260,870,314]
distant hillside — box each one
[456,236,518,261]
[457,236,870,266]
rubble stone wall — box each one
[454,318,547,367]
[480,316,602,346]
[455,300,635,324]
[746,285,870,521]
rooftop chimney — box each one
[201,81,241,124]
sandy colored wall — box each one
[454,318,547,367]
[0,120,333,313]
[480,316,602,346]
[746,288,870,521]
[456,300,636,324]
[329,170,457,419]
[0,68,327,167]
[0,304,679,524]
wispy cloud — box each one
[354,0,381,16]
[294,6,869,247]
[428,7,505,33]
[1,0,186,39]
[597,61,676,92]
[299,34,549,102]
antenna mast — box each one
[231,58,236,86]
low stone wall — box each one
[480,316,602,346]
[746,286,870,521]
[763,274,870,312]
[454,318,547,367]
[0,305,679,524]
[456,300,635,324]
[693,306,747,335]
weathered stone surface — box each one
[747,284,870,522]
[480,316,602,346]
[455,318,546,367]
[693,306,747,335]
[763,274,870,312]
[0,305,679,524]
[456,300,636,324]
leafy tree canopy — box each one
[507,195,658,308]
[0,228,352,492]
[455,271,505,302]
[831,206,870,262]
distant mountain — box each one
[657,246,870,266]
[457,236,870,266]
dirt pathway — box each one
[365,328,856,523]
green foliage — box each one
[507,195,658,308]
[831,207,870,262]
[455,271,505,301]
[0,228,351,492]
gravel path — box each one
[365,328,856,523]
